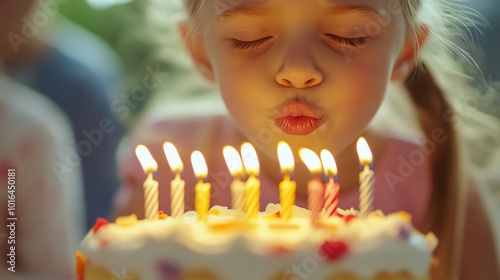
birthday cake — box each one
[76,140,437,279]
[76,204,437,280]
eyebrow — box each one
[217,7,272,21]
[327,5,383,17]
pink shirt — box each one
[116,114,432,227]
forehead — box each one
[199,0,398,20]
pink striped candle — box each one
[324,178,340,217]
[320,150,339,217]
[299,148,324,222]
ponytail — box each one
[405,63,465,279]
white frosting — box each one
[79,204,437,280]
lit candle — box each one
[135,145,159,220]
[299,148,324,223]
[223,146,246,212]
[191,151,211,221]
[356,137,375,218]
[240,142,260,220]
[277,141,296,220]
[320,150,340,217]
[163,142,185,219]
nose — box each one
[276,45,323,88]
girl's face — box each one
[187,0,412,159]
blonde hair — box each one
[148,0,499,277]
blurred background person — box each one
[0,74,85,279]
[0,0,125,230]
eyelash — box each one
[228,34,368,50]
[229,36,273,50]
[325,34,369,47]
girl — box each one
[115,0,500,278]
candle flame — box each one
[191,151,208,179]
[277,141,294,174]
[163,142,183,173]
[299,148,322,174]
[223,145,244,177]
[320,149,337,177]
[240,142,259,176]
[356,137,373,165]
[135,145,157,173]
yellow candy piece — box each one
[397,211,412,221]
[115,214,138,226]
[263,211,281,220]
[158,211,168,220]
[75,250,86,279]
[207,209,220,216]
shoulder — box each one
[0,76,74,145]
[459,177,500,278]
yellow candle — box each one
[240,143,260,220]
[278,141,296,220]
[357,137,375,218]
[191,151,211,221]
[135,145,159,220]
[223,146,246,212]
[163,142,185,219]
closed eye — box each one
[325,34,369,47]
[228,36,273,50]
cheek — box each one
[321,46,396,151]
[211,56,269,138]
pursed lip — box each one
[271,100,325,135]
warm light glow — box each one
[299,148,322,174]
[223,146,244,177]
[135,145,158,173]
[163,142,183,173]
[278,141,295,174]
[320,149,338,177]
[356,137,373,165]
[240,142,260,176]
[191,151,208,179]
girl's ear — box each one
[178,21,216,82]
[391,25,430,81]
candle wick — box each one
[175,173,181,181]
[329,177,334,185]
[147,172,153,181]
[284,173,290,182]
[198,178,204,184]
[364,164,370,172]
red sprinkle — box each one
[321,241,349,261]
[93,218,110,234]
[345,214,357,223]
[274,211,281,218]
[270,245,291,255]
